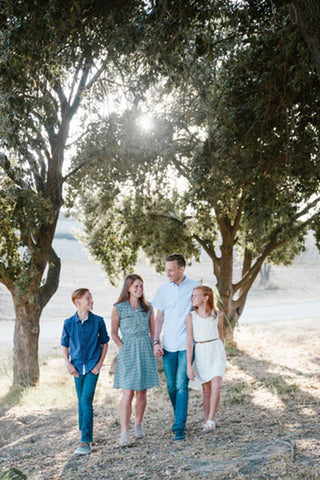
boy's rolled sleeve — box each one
[61,322,70,347]
[99,318,110,344]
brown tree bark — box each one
[214,213,240,345]
[11,247,61,387]
[12,295,42,387]
[218,238,238,343]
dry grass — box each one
[0,318,320,479]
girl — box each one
[111,274,159,446]
[186,286,226,432]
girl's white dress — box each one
[189,310,226,390]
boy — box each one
[61,288,109,455]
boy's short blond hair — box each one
[71,288,89,304]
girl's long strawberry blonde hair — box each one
[193,285,217,316]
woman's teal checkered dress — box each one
[113,301,159,391]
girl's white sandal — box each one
[203,420,216,432]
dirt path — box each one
[1,319,320,480]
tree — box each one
[288,0,320,74]
[0,0,147,387]
[70,1,320,343]
[0,0,215,387]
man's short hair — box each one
[165,253,186,268]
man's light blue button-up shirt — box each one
[152,276,200,352]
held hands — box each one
[153,343,163,357]
[187,365,195,381]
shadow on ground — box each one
[1,346,319,480]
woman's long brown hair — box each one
[115,274,150,312]
[193,285,217,316]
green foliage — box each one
[0,179,54,292]
[69,1,320,325]
[67,107,203,280]
[0,0,165,386]
[78,197,140,286]
[0,0,153,293]
[189,10,320,255]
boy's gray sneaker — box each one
[73,442,91,455]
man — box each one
[152,253,200,441]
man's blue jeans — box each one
[163,350,189,430]
[74,371,99,442]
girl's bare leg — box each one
[120,389,134,432]
[202,381,211,423]
[135,389,147,425]
[208,376,222,421]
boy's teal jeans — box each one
[74,371,99,442]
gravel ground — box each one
[1,318,320,480]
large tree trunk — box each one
[214,225,260,345]
[12,294,42,387]
[216,230,239,345]
[11,247,61,387]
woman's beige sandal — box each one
[119,431,130,447]
[135,424,145,439]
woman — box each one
[111,274,159,447]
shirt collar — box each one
[74,311,91,323]
[170,275,187,287]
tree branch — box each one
[53,80,68,113]
[39,248,61,310]
[85,61,109,92]
[69,60,92,118]
[193,233,220,278]
[295,195,320,219]
[232,195,244,238]
[233,207,320,298]
[171,156,192,182]
[65,121,100,150]
[241,247,252,277]
[25,156,45,194]
[148,211,220,272]
[234,253,268,309]
[62,158,91,183]
[68,54,87,105]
